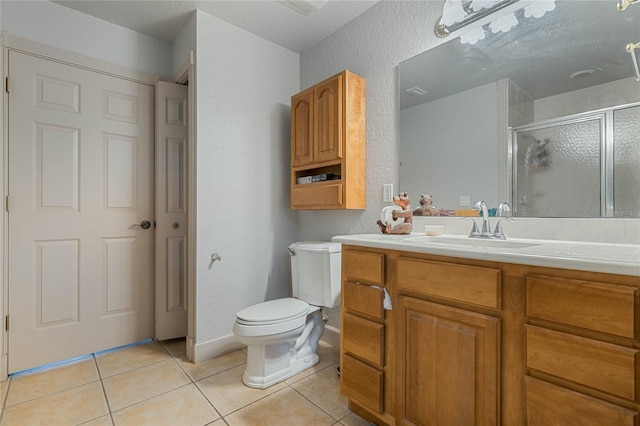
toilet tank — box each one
[289,241,341,308]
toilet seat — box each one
[236,298,309,326]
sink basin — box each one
[404,236,541,249]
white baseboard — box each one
[192,334,244,364]
[321,325,340,349]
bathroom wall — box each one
[1,1,172,76]
[299,1,443,241]
[400,82,499,210]
[534,76,640,122]
[171,12,196,76]
[192,10,300,360]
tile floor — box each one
[0,339,372,426]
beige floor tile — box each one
[177,350,247,381]
[224,387,335,426]
[6,357,99,407]
[102,359,190,411]
[207,419,227,425]
[318,340,340,361]
[96,341,171,378]
[195,364,286,416]
[1,379,8,404]
[79,414,114,425]
[111,384,219,426]
[160,338,187,358]
[338,412,373,426]
[1,381,108,426]
[291,361,349,419]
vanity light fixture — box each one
[435,0,556,45]
[618,0,639,11]
[626,42,640,82]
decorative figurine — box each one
[377,192,413,235]
[413,193,438,216]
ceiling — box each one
[52,0,380,54]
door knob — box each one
[132,220,152,230]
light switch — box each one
[459,196,471,207]
[383,184,393,202]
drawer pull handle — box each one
[371,285,393,311]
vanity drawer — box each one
[341,353,383,414]
[343,281,384,321]
[526,275,638,339]
[526,325,639,401]
[397,257,501,310]
[342,249,384,285]
[291,183,342,208]
[342,312,384,367]
[525,376,638,426]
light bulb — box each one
[470,0,500,12]
[460,27,487,45]
[441,0,467,26]
[489,12,518,34]
[523,0,556,18]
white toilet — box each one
[233,241,341,389]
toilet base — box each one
[242,352,319,389]
[239,309,324,389]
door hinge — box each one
[5,76,9,93]
[5,195,9,212]
[5,315,9,331]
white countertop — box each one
[331,233,640,277]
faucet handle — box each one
[497,202,512,217]
[493,218,515,239]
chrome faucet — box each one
[465,200,514,240]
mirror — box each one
[399,0,640,217]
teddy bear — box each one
[377,192,413,234]
[413,193,438,216]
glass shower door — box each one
[513,117,603,217]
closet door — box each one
[7,51,154,373]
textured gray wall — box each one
[300,1,446,327]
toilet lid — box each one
[236,298,310,326]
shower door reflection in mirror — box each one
[512,103,640,218]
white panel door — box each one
[155,81,188,340]
[7,51,154,373]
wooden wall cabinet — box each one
[290,70,365,210]
[338,244,640,426]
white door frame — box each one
[0,34,199,379]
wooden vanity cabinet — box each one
[290,70,365,210]
[524,274,640,426]
[340,247,396,425]
[338,243,640,426]
[396,258,501,426]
